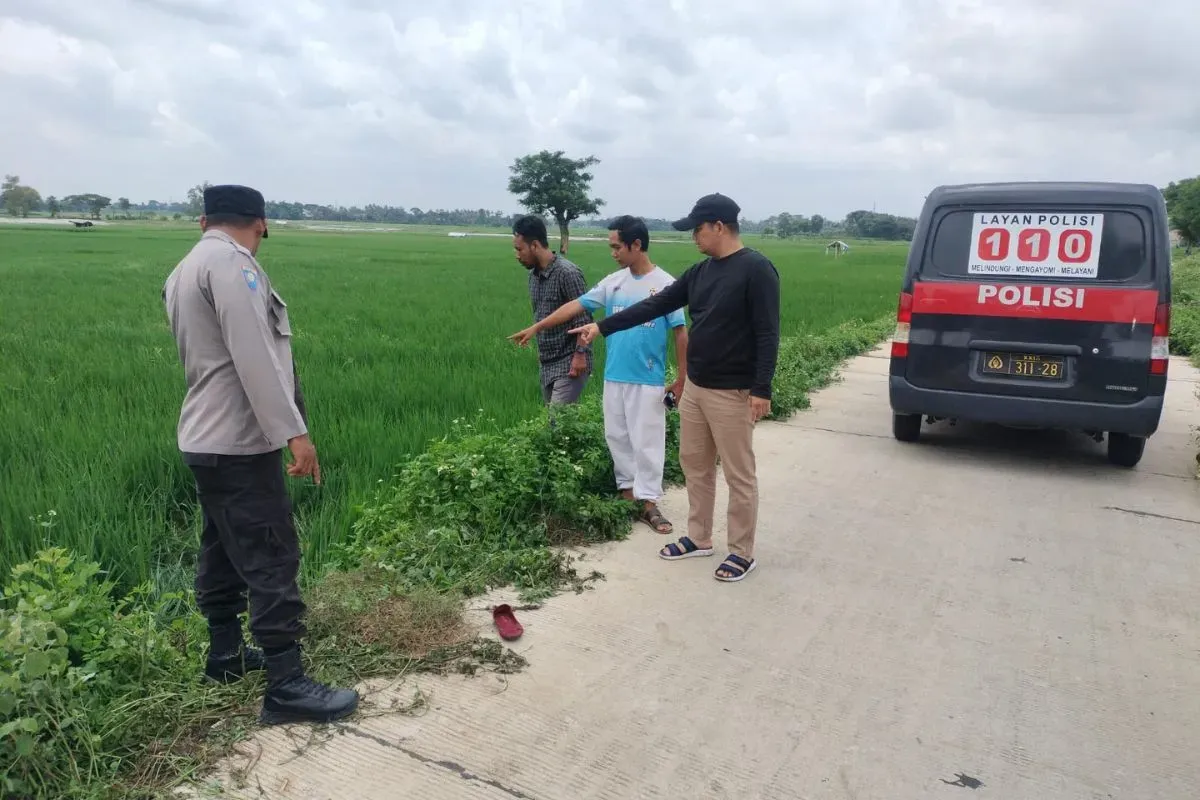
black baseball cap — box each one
[204,184,269,237]
[671,192,741,231]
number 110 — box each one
[977,227,1094,263]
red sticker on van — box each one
[912,281,1158,323]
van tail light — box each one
[1150,302,1170,375]
[891,291,913,358]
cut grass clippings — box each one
[1,310,893,799]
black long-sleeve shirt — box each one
[597,247,781,398]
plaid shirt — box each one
[529,253,594,384]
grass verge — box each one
[1165,252,1200,475]
[0,313,891,799]
[1168,253,1200,361]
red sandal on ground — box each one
[492,604,524,640]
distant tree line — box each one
[9,161,1199,248]
[2,176,119,220]
[173,181,514,226]
[2,171,920,241]
[49,167,1200,248]
[577,209,916,241]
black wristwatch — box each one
[575,345,590,354]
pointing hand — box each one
[568,323,600,346]
[508,327,536,347]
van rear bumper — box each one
[889,376,1164,436]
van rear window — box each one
[927,209,1149,282]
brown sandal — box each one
[640,504,673,534]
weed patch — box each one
[0,548,208,798]
[768,316,895,419]
[334,313,893,603]
[1166,253,1200,475]
[0,553,519,799]
[1169,253,1200,361]
[332,402,658,603]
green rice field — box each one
[0,222,908,588]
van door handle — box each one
[969,340,1082,356]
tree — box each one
[61,193,111,219]
[1163,177,1200,246]
[1,175,43,218]
[507,150,604,254]
[185,181,211,217]
[84,194,110,219]
[775,212,795,238]
[776,213,814,238]
[46,196,60,217]
[759,212,827,237]
[117,197,130,213]
[845,209,917,241]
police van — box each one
[888,181,1172,468]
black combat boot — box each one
[204,618,266,684]
[259,645,359,725]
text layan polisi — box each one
[974,213,1101,228]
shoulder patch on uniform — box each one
[242,264,259,290]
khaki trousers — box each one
[677,378,759,560]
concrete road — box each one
[196,347,1200,800]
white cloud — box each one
[0,0,1197,218]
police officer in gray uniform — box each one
[163,184,357,725]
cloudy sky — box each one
[1,0,1197,221]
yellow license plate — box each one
[981,352,1065,380]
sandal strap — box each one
[664,537,697,556]
[723,553,753,570]
[642,505,670,523]
[717,554,752,575]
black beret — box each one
[204,184,268,236]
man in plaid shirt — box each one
[512,215,594,404]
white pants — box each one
[603,380,668,502]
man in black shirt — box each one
[570,193,780,583]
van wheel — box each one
[1107,433,1145,468]
[893,412,922,442]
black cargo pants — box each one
[184,449,306,651]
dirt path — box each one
[190,346,1200,800]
